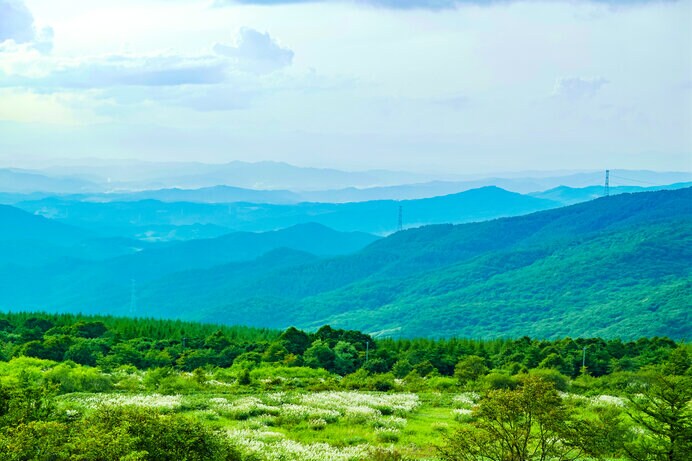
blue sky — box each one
[0,0,690,173]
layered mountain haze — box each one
[0,187,689,339]
[19,160,439,192]
[2,162,690,201]
[12,186,559,238]
[0,168,99,194]
[530,182,692,205]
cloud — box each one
[0,28,293,91]
[219,0,679,9]
[213,28,294,73]
[0,54,228,89]
[553,77,609,99]
[0,0,33,43]
[0,0,53,53]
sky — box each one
[0,0,690,174]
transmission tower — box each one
[397,205,403,232]
[604,169,610,197]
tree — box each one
[333,341,359,375]
[64,339,105,367]
[538,353,571,376]
[304,340,335,371]
[278,327,311,356]
[391,359,413,378]
[454,355,488,384]
[438,376,604,461]
[262,342,289,363]
[204,331,231,352]
[71,321,108,339]
[624,371,692,461]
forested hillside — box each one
[1,188,689,339]
[190,188,691,338]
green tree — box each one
[333,341,359,375]
[278,327,311,356]
[262,342,289,363]
[439,376,603,461]
[304,340,335,371]
[454,355,488,384]
[624,372,692,461]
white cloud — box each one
[0,0,33,43]
[0,0,53,53]
[553,77,609,99]
[0,27,293,92]
[213,27,294,74]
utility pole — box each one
[582,346,587,368]
[365,341,369,363]
[604,169,610,197]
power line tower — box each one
[397,204,403,232]
[130,279,137,315]
[604,169,610,197]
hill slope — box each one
[530,182,692,205]
[1,188,689,339]
[0,223,379,311]
[189,188,692,338]
[0,204,92,244]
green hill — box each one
[1,188,689,339]
[187,188,691,339]
[0,223,378,311]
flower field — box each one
[0,315,688,460]
[51,386,637,461]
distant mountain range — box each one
[13,187,560,238]
[1,162,690,199]
[530,182,692,205]
[9,160,436,192]
[0,168,99,194]
[0,187,689,339]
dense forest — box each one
[0,311,683,378]
[0,312,690,460]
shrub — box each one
[481,372,518,390]
[526,368,570,392]
[80,406,242,461]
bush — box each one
[427,376,458,391]
[44,363,113,393]
[341,369,370,390]
[370,373,397,391]
[79,406,242,461]
[481,372,518,390]
[526,368,570,392]
[0,421,71,461]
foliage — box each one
[623,371,692,461]
[0,312,689,460]
[438,376,607,461]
